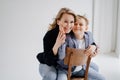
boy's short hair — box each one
[76,15,89,26]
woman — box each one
[37,7,76,80]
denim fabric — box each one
[39,62,105,80]
[57,62,105,80]
[39,64,57,80]
[57,70,67,80]
[71,68,85,78]
[88,62,106,80]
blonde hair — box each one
[48,8,76,30]
[76,15,89,26]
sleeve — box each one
[58,42,67,60]
[87,31,98,53]
[87,31,96,45]
[43,31,58,66]
[36,52,45,64]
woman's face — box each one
[72,18,88,35]
[57,13,75,33]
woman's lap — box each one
[39,63,57,80]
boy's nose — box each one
[76,24,80,28]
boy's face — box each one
[72,18,88,34]
[57,13,75,33]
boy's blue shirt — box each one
[57,31,95,72]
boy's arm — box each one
[85,31,98,57]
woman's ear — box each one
[57,20,60,25]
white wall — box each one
[0,0,93,80]
[93,0,119,54]
[116,0,120,58]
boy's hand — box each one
[85,45,97,57]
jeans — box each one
[39,64,57,80]
[87,62,105,80]
[57,62,105,80]
[57,70,67,80]
[39,62,105,80]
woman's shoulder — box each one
[43,27,59,40]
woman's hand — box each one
[85,45,98,57]
[52,31,66,55]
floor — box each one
[92,52,120,80]
[39,53,120,80]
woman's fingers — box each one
[58,32,65,41]
[56,31,66,46]
[59,23,65,33]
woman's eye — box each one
[64,21,68,23]
[70,21,74,23]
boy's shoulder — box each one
[85,31,92,34]
[85,31,93,36]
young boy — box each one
[57,15,105,80]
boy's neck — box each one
[75,33,84,40]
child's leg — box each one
[90,62,99,72]
[39,64,57,80]
[71,68,85,78]
[88,67,105,80]
[57,70,67,80]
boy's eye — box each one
[80,23,83,26]
[74,22,78,25]
[74,23,77,25]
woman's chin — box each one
[65,30,71,33]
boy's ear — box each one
[85,26,88,31]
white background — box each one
[0,0,120,80]
[0,0,93,80]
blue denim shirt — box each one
[57,31,95,73]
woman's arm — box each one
[43,30,66,66]
[43,31,58,66]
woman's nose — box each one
[67,23,72,28]
[67,23,71,26]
